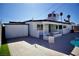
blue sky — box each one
[0,3,79,24]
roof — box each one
[3,22,28,25]
[3,19,74,25]
[3,21,27,25]
[9,21,25,24]
[25,19,72,24]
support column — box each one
[62,25,63,35]
[43,24,49,40]
[57,25,59,32]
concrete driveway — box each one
[7,40,67,56]
[7,32,79,56]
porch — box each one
[37,23,68,40]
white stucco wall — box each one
[26,22,39,38]
[27,22,50,40]
[31,23,39,38]
[26,22,50,38]
[5,25,28,39]
[43,24,49,40]
[63,25,72,34]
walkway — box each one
[8,41,67,56]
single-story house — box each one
[3,12,76,40]
[25,19,75,40]
[3,19,75,40]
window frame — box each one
[37,24,43,30]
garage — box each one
[5,24,29,39]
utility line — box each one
[37,4,63,19]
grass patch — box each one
[0,44,10,56]
[0,27,10,56]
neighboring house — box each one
[73,26,79,32]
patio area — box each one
[7,32,79,55]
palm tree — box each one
[67,15,71,22]
[60,12,63,22]
[48,13,52,17]
[60,12,63,35]
[53,13,56,17]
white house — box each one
[25,19,75,40]
[4,12,76,40]
[24,12,75,40]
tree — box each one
[53,13,56,17]
[48,13,52,17]
[60,12,63,35]
[67,15,71,22]
[60,12,63,22]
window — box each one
[59,25,62,29]
[63,26,66,28]
[56,25,58,29]
[37,24,43,30]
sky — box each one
[0,3,79,24]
